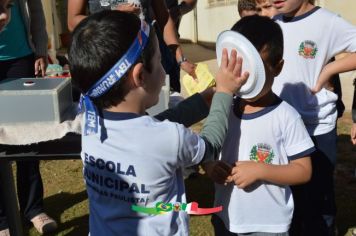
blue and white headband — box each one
[79,20,151,135]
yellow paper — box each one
[182,63,216,96]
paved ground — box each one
[180,42,355,113]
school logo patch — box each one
[249,143,274,164]
[298,40,318,59]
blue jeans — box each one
[290,128,337,236]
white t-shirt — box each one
[82,111,205,236]
[272,7,356,136]
[215,98,315,233]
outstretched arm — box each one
[199,49,248,162]
[174,50,247,170]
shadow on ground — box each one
[27,190,89,236]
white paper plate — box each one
[216,30,266,99]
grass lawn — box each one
[20,112,356,235]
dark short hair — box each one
[69,11,154,109]
[237,0,256,15]
[231,15,283,67]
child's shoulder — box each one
[315,7,339,18]
[275,99,302,120]
[146,115,193,134]
[138,115,186,130]
[98,113,184,131]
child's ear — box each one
[131,63,145,87]
[274,59,284,77]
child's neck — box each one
[105,89,148,115]
[106,103,145,115]
[239,91,277,114]
[105,96,147,115]
[284,2,315,18]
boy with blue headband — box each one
[69,11,248,235]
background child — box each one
[305,1,346,123]
[271,0,356,235]
[208,15,314,236]
[255,0,277,18]
[237,0,257,18]
[69,11,248,235]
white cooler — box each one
[0,78,73,124]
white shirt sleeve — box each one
[329,14,356,55]
[176,123,206,167]
[283,116,315,160]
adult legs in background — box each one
[0,54,57,234]
[0,55,44,221]
[16,160,44,222]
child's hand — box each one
[227,161,263,189]
[351,123,356,145]
[216,49,249,95]
[181,60,197,79]
[202,160,232,185]
[34,56,48,77]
